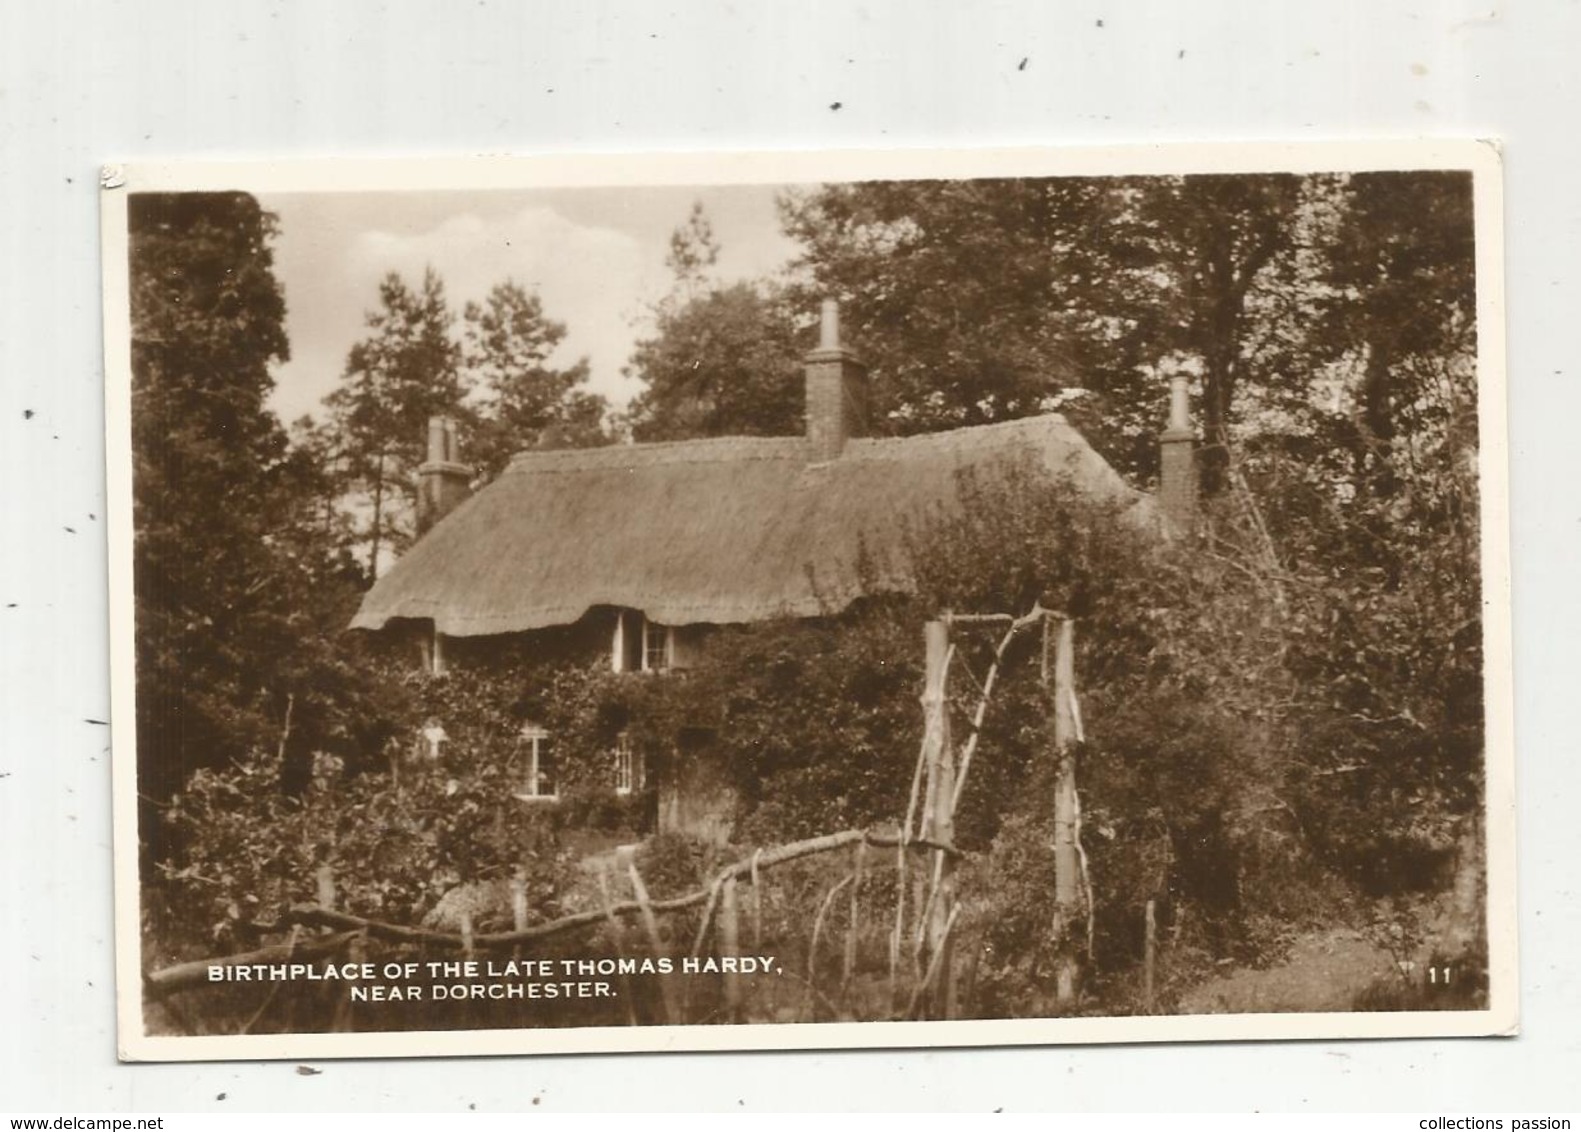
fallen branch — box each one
[144,931,361,997]
[902,903,960,1020]
[150,828,963,987]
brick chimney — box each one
[417,415,472,534]
[1158,374,1197,534]
[804,298,868,461]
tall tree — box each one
[625,203,804,441]
[1317,171,1477,498]
[624,282,805,441]
[781,174,1306,489]
[780,177,1166,461]
[1118,175,1305,493]
[129,192,356,812]
[462,279,608,480]
[324,268,467,577]
[665,200,721,297]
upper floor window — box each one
[417,621,448,676]
[612,610,673,674]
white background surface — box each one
[2,0,1577,1113]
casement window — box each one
[613,733,644,795]
[644,618,672,673]
[514,722,557,801]
[611,610,674,674]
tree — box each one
[622,200,805,441]
[1316,171,1477,498]
[781,178,1121,436]
[129,192,360,814]
[323,268,467,577]
[1116,175,1306,493]
[780,175,1306,489]
[462,280,608,480]
[624,282,805,441]
[665,200,721,296]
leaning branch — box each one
[950,603,1047,812]
[149,828,963,989]
[144,931,362,998]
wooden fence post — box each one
[626,853,679,1025]
[1143,898,1158,1013]
[511,872,529,932]
[922,618,957,1019]
[1051,617,1080,1007]
[718,875,742,1022]
[314,863,336,910]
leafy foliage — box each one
[129,193,370,818]
[143,171,1488,1021]
[779,175,1302,484]
[322,268,467,575]
[462,280,609,480]
[624,281,806,441]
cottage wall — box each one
[409,609,732,842]
[656,733,737,845]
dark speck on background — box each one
[1018,57,1028,70]
[295,1066,322,1077]
[23,409,34,419]
[830,101,842,110]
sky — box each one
[258,183,808,428]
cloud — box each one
[263,185,800,430]
[344,205,660,402]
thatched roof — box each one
[350,414,1153,637]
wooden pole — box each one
[921,619,957,1019]
[511,872,529,963]
[331,930,364,1034]
[1051,617,1080,1007]
[718,875,742,1022]
[315,864,336,910]
[596,866,641,1026]
[843,840,866,1002]
[1143,898,1158,1013]
[627,856,678,1025]
[511,873,529,932]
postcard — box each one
[101,140,1514,1059]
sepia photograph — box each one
[101,143,1514,1060]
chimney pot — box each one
[819,298,841,351]
[1168,374,1190,432]
[804,299,868,462]
[427,417,447,464]
[1158,376,1197,535]
[418,414,472,534]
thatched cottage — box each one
[351,301,1192,840]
